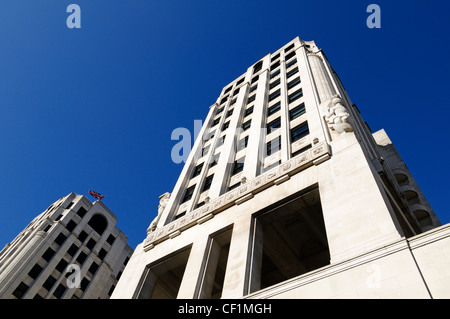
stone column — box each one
[307,52,336,103]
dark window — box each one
[268,89,280,102]
[286,58,297,68]
[236,77,244,86]
[232,158,245,175]
[224,86,232,94]
[43,224,51,232]
[56,259,69,273]
[285,50,296,60]
[76,251,88,265]
[216,106,224,114]
[230,97,236,105]
[226,109,233,118]
[267,136,281,156]
[292,144,312,157]
[247,95,256,104]
[86,238,96,250]
[233,88,240,96]
[269,78,280,90]
[289,103,306,120]
[107,285,115,297]
[288,89,303,103]
[209,153,220,168]
[284,43,295,52]
[268,102,281,116]
[76,206,87,218]
[271,60,280,70]
[53,283,66,298]
[237,136,249,151]
[42,247,56,262]
[271,53,280,62]
[222,121,229,131]
[220,96,228,105]
[249,84,257,93]
[87,214,108,235]
[28,264,43,280]
[212,118,220,127]
[287,77,301,90]
[253,61,263,73]
[80,278,90,292]
[106,234,116,245]
[78,230,88,243]
[192,163,204,178]
[66,202,74,209]
[244,106,254,117]
[287,68,299,79]
[67,243,79,257]
[291,122,310,142]
[270,69,280,79]
[54,233,67,246]
[251,75,259,84]
[12,282,29,299]
[242,120,251,131]
[88,262,99,275]
[43,275,57,291]
[181,185,196,203]
[98,248,107,260]
[202,175,214,192]
[267,118,281,134]
[66,220,76,232]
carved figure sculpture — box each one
[324,94,354,134]
[148,192,171,233]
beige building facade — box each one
[112,37,449,299]
[0,193,133,299]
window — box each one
[76,251,88,265]
[285,50,296,60]
[270,69,280,79]
[233,88,240,96]
[229,182,241,191]
[106,234,116,245]
[236,77,244,86]
[247,95,256,104]
[216,106,224,114]
[242,120,251,131]
[232,158,245,175]
[251,75,259,84]
[268,102,281,116]
[88,262,99,275]
[253,61,263,73]
[249,84,257,93]
[271,53,280,62]
[42,247,56,262]
[137,246,192,299]
[270,60,280,70]
[56,259,69,273]
[43,275,57,291]
[286,58,297,68]
[54,233,67,246]
[202,175,214,192]
[289,103,306,120]
[86,238,96,250]
[291,122,309,142]
[248,189,330,293]
[78,230,88,243]
[237,136,249,151]
[196,227,233,299]
[181,185,196,203]
[66,220,77,232]
[267,118,281,134]
[192,163,204,178]
[28,264,43,280]
[284,43,295,52]
[209,153,220,168]
[98,248,107,260]
[292,144,312,157]
[224,86,232,94]
[212,118,220,127]
[286,68,298,79]
[230,98,236,105]
[269,78,280,90]
[53,283,66,298]
[267,136,281,156]
[88,214,107,236]
[12,282,29,299]
[222,121,229,131]
[226,109,233,118]
[80,278,90,292]
[288,89,303,104]
[268,89,280,102]
[67,244,79,257]
[244,106,254,117]
[287,77,301,90]
[220,96,228,105]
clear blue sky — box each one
[0,1,448,249]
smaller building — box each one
[0,193,133,299]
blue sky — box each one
[0,1,448,249]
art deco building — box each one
[112,36,450,299]
[0,193,133,299]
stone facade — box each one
[111,37,447,299]
[0,193,133,299]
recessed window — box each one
[237,136,249,151]
[220,96,228,105]
[286,68,298,79]
[236,77,244,86]
[284,43,295,53]
[98,248,107,260]
[28,264,43,280]
[289,103,306,120]
[224,86,232,94]
[285,50,296,60]
[247,94,256,104]
[56,259,69,273]
[107,234,116,245]
[244,106,254,117]
[88,214,108,236]
[43,275,57,291]
[251,75,259,84]
[253,61,263,73]
[267,136,281,156]
[222,121,230,131]
[288,89,303,104]
[230,98,237,105]
[267,118,281,134]
[76,251,88,265]
[287,77,301,90]
[226,109,233,118]
[67,243,79,257]
[42,247,56,262]
[271,53,280,62]
[268,89,280,102]
[270,69,280,79]
[233,88,240,96]
[12,282,29,299]
[286,58,297,68]
[192,163,204,178]
[270,60,280,70]
[232,158,245,175]
[242,120,251,131]
[54,233,67,246]
[66,220,77,232]
[209,153,220,168]
[269,78,280,90]
[202,175,214,192]
[86,238,96,250]
[212,118,220,127]
[250,84,258,93]
[291,122,309,142]
[78,230,88,243]
[268,102,281,116]
[181,185,196,203]
[53,283,66,298]
[248,189,330,293]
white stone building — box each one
[0,193,133,299]
[112,36,450,299]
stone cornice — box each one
[143,141,331,251]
